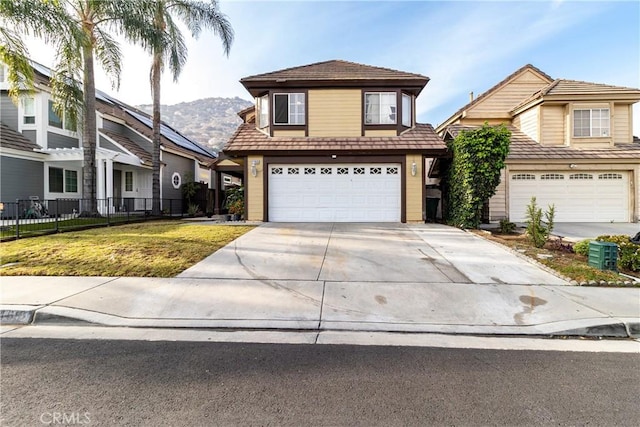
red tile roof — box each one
[445,125,640,160]
[223,123,447,154]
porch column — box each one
[106,159,113,212]
[96,158,106,214]
[214,170,222,214]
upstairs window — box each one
[365,92,396,124]
[274,93,305,125]
[48,100,76,132]
[22,97,35,124]
[573,108,609,137]
[258,94,269,128]
[402,93,412,127]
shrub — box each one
[573,239,591,256]
[525,197,555,248]
[498,218,516,234]
[596,235,640,272]
[187,203,201,217]
[445,123,511,228]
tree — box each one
[445,122,511,228]
[146,0,233,215]
[1,0,158,214]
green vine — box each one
[446,122,511,228]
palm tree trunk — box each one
[82,43,97,215]
[151,53,161,216]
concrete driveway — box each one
[179,223,567,286]
[552,223,640,242]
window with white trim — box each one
[365,92,396,124]
[171,172,181,189]
[512,174,536,180]
[125,171,134,191]
[541,173,564,180]
[401,94,412,127]
[22,96,35,124]
[274,93,305,125]
[573,108,609,137]
[49,167,77,193]
[48,100,76,131]
[258,94,269,129]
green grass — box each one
[0,215,146,240]
[0,221,254,277]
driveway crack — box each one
[316,222,334,281]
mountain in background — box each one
[137,97,253,153]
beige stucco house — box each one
[434,64,640,223]
[222,60,447,222]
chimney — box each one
[469,91,474,102]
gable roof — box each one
[28,60,216,161]
[99,129,152,165]
[240,60,430,96]
[436,64,553,133]
[512,79,640,113]
[223,122,446,155]
[0,124,42,153]
[445,124,640,161]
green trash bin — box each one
[588,241,618,272]
[426,197,439,223]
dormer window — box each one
[402,93,412,127]
[48,100,76,132]
[274,93,305,125]
[258,94,269,129]
[365,92,396,124]
[573,108,609,137]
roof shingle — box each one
[224,123,447,154]
[445,125,640,161]
[0,124,42,152]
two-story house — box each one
[434,64,640,223]
[222,60,447,222]
[0,61,216,214]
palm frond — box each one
[0,26,34,102]
[170,0,233,56]
[93,26,122,90]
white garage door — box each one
[509,172,629,222]
[268,164,401,222]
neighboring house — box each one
[434,64,640,223]
[222,60,447,222]
[0,62,217,214]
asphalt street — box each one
[1,338,639,426]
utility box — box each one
[588,241,618,271]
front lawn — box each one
[476,230,639,286]
[0,221,254,277]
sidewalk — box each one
[1,276,638,338]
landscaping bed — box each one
[0,221,255,277]
[474,229,639,287]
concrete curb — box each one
[3,304,634,339]
[0,305,42,325]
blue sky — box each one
[26,0,640,134]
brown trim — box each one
[421,155,426,222]
[270,89,309,136]
[361,89,403,135]
[243,157,249,220]
[262,155,408,223]
[227,148,448,157]
[242,79,428,97]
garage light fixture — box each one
[569,163,577,169]
[251,160,260,177]
[411,161,417,176]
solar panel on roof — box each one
[124,108,216,158]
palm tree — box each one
[1,0,158,214]
[147,0,233,215]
